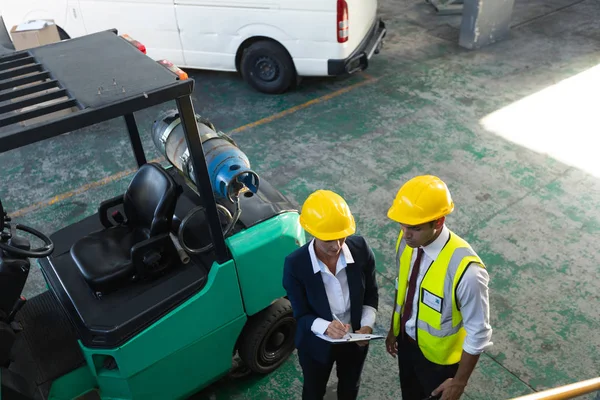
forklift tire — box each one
[240,40,296,95]
[238,298,296,374]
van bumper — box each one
[327,18,387,76]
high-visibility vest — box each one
[392,229,486,365]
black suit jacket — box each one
[282,235,379,364]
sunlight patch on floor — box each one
[481,64,600,178]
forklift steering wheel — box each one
[178,203,237,254]
[0,223,55,258]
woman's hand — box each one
[325,320,350,339]
[355,326,373,347]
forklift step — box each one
[8,291,85,399]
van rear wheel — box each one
[57,26,70,40]
[240,41,296,94]
[238,298,296,374]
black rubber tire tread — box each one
[57,26,70,40]
[237,298,296,374]
[240,40,296,94]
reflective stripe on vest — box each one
[392,229,485,365]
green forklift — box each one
[0,29,306,400]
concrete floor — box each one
[1,0,599,398]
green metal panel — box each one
[127,317,246,400]
[78,259,246,400]
[48,366,98,400]
[226,212,306,316]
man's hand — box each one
[325,320,350,339]
[432,351,478,400]
[354,326,373,347]
[385,328,398,357]
[431,378,466,400]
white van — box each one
[2,0,386,94]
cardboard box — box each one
[10,19,61,51]
[9,80,77,127]
[11,85,77,127]
[7,20,73,126]
[19,97,78,127]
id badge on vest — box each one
[422,288,443,313]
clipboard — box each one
[316,332,385,343]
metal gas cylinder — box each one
[152,110,259,202]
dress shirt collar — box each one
[419,224,450,261]
[308,239,355,274]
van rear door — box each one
[337,0,377,55]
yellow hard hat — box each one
[299,190,356,241]
[387,175,454,226]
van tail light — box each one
[121,34,147,54]
[337,0,349,43]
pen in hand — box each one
[332,314,351,339]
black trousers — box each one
[397,334,459,400]
[298,343,369,400]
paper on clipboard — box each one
[316,332,385,343]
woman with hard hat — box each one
[283,189,379,400]
[385,175,492,400]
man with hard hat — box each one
[385,176,492,400]
[283,190,379,400]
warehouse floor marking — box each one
[11,157,165,218]
[229,75,378,134]
[12,74,379,218]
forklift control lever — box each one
[7,296,26,323]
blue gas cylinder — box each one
[152,110,259,202]
[201,133,259,202]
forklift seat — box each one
[70,163,182,293]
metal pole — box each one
[459,0,515,50]
[175,95,229,264]
[124,113,147,167]
[509,377,600,400]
